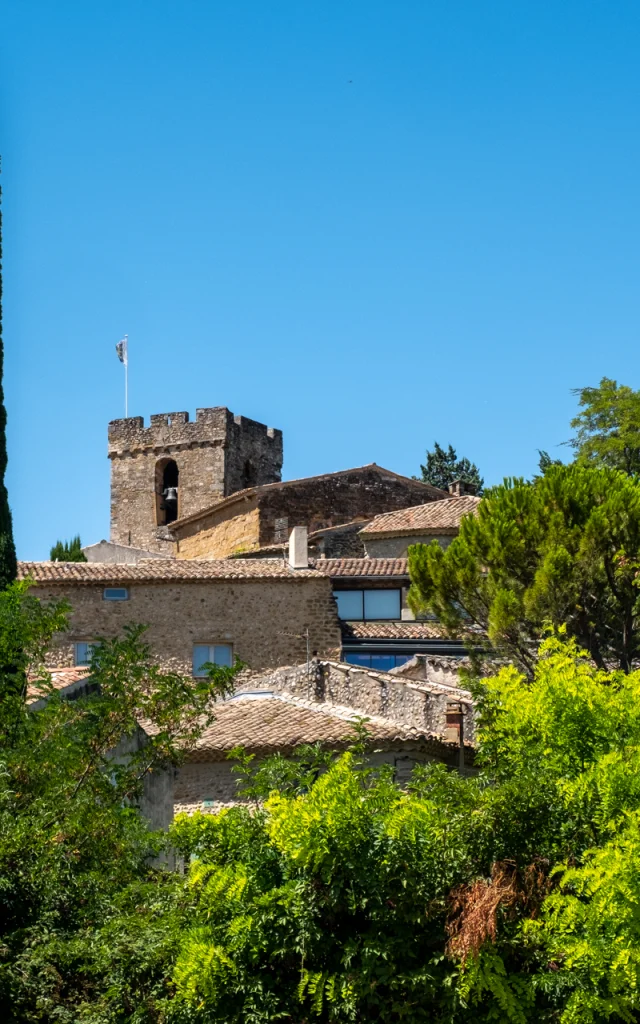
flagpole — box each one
[124,335,128,418]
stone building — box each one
[108,407,283,555]
[360,487,481,558]
[313,557,467,669]
[169,465,446,559]
[18,558,341,675]
[175,659,474,814]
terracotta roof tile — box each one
[18,559,321,584]
[341,621,449,640]
[312,557,409,578]
[361,496,481,536]
[188,691,438,759]
[27,666,91,701]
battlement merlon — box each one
[108,407,283,458]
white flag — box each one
[115,336,128,365]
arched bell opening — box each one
[155,458,179,526]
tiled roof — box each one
[341,621,450,640]
[188,691,439,760]
[18,559,321,584]
[169,465,448,530]
[361,496,481,537]
[312,557,409,578]
[27,666,91,701]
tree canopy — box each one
[0,581,241,1020]
[568,376,640,475]
[408,463,640,675]
[419,442,484,494]
[50,534,87,562]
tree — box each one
[536,449,563,474]
[50,534,88,562]
[158,638,640,1022]
[0,580,241,1020]
[420,442,484,494]
[0,175,17,589]
[568,376,640,475]
[407,463,640,676]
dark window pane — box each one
[363,589,401,620]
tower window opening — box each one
[241,459,257,489]
[156,459,179,526]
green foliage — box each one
[50,534,88,562]
[408,463,640,675]
[0,580,241,1021]
[8,581,640,1020]
[154,640,640,1022]
[0,185,17,590]
[537,449,563,474]
[569,376,640,475]
[419,441,484,494]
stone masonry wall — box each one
[363,534,456,558]
[176,506,261,559]
[32,578,341,674]
[172,469,445,559]
[108,408,282,554]
[254,660,475,743]
[256,470,445,547]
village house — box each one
[359,484,481,558]
[175,659,474,813]
[19,553,342,674]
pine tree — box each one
[0,174,17,589]
[419,441,484,494]
[49,536,87,562]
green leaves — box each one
[419,442,484,495]
[409,465,640,675]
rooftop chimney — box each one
[288,526,308,569]
[448,479,477,497]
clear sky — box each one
[3,1,640,559]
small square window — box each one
[75,642,97,666]
[192,643,233,677]
[103,587,129,601]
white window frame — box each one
[192,643,234,677]
[74,641,98,666]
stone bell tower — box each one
[108,407,283,555]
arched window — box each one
[155,458,179,526]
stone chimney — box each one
[288,526,309,569]
[448,479,477,497]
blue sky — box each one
[3,0,640,559]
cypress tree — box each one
[0,175,18,588]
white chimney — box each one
[288,526,308,569]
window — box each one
[103,587,128,601]
[334,589,401,621]
[344,652,412,670]
[192,644,233,676]
[75,641,98,666]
